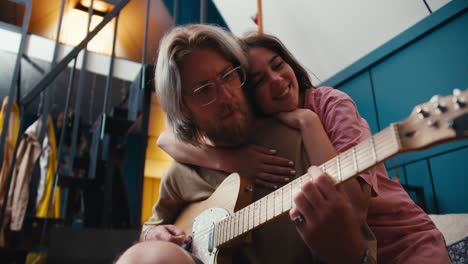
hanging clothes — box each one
[36,116,61,219]
[5,118,42,231]
[0,97,20,208]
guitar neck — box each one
[213,124,402,247]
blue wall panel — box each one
[162,0,228,27]
[430,147,468,213]
[337,71,380,134]
[371,11,468,128]
[405,161,438,213]
[430,148,468,213]
[370,11,468,164]
[328,1,468,213]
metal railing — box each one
[0,0,137,245]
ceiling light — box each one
[75,0,112,17]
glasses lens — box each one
[222,67,245,87]
[192,67,245,106]
[193,84,216,106]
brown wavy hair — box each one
[242,32,314,89]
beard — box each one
[202,101,252,147]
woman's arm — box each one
[277,109,336,165]
[157,130,295,189]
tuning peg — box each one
[434,102,447,113]
[453,88,461,96]
[427,118,438,127]
[430,95,440,103]
[446,119,454,128]
[416,107,430,118]
[453,96,466,109]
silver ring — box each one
[293,214,304,224]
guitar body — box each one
[174,173,253,264]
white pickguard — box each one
[191,208,230,264]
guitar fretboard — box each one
[212,125,401,247]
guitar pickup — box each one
[208,223,215,254]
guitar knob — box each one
[416,107,429,118]
[453,96,466,109]
[427,119,438,127]
[430,95,440,103]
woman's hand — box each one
[222,144,295,189]
[277,108,320,130]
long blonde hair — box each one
[155,24,248,144]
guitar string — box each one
[194,132,399,243]
[196,138,398,244]
[193,129,399,243]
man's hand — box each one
[290,166,367,264]
[223,144,295,189]
[142,225,189,246]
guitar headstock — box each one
[396,89,468,151]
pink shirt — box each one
[305,87,450,263]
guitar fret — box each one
[289,183,293,210]
[291,179,300,205]
[255,201,261,226]
[249,204,254,230]
[222,219,225,243]
[217,221,221,245]
[260,198,266,224]
[235,212,239,237]
[232,214,237,238]
[280,188,284,213]
[267,193,274,220]
[336,155,342,182]
[244,206,249,233]
[232,215,236,239]
[211,122,411,248]
[274,190,282,216]
[370,137,377,163]
[222,221,225,243]
[283,183,292,211]
[238,210,243,235]
[220,221,223,244]
[215,222,221,246]
[220,221,223,245]
[228,217,233,241]
[239,211,243,235]
[272,192,276,216]
[225,218,228,243]
[352,147,358,174]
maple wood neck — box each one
[213,125,402,247]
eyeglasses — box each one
[186,66,246,106]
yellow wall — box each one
[141,94,172,224]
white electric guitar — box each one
[174,89,468,263]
